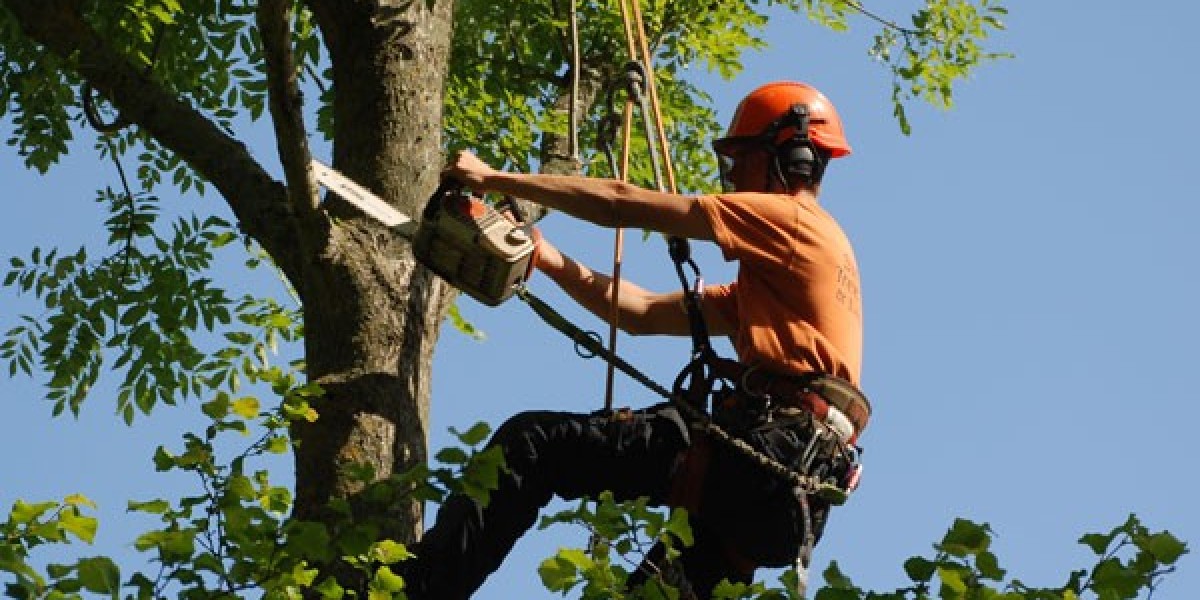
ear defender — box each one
[772,103,826,187]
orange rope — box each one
[602,0,679,411]
[628,0,678,193]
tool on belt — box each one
[311,159,536,306]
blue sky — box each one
[3,1,1198,598]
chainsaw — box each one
[310,159,537,306]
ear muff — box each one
[761,103,826,188]
[777,139,817,180]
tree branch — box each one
[257,0,323,221]
[2,0,305,284]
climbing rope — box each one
[597,0,686,411]
[567,0,581,162]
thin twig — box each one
[841,0,921,36]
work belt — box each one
[707,357,871,445]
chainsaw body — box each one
[310,159,535,306]
[413,183,535,306]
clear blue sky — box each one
[3,1,1197,597]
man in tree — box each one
[406,81,871,599]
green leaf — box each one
[904,556,936,582]
[152,446,176,471]
[201,395,230,420]
[938,565,968,595]
[977,550,1005,580]
[369,540,414,565]
[940,518,991,557]
[315,577,346,599]
[76,556,120,593]
[227,474,255,500]
[821,560,856,590]
[10,499,57,524]
[127,499,170,514]
[664,507,693,547]
[451,422,491,447]
[370,565,405,593]
[538,550,585,593]
[435,446,469,465]
[62,494,96,510]
[1138,531,1187,564]
[46,563,75,578]
[58,509,98,543]
[265,435,290,454]
[1080,532,1115,556]
[1091,557,1142,598]
[231,396,260,418]
[287,521,333,562]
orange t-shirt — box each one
[696,192,863,387]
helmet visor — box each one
[717,154,735,192]
[712,136,767,193]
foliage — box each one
[445,0,1009,197]
[0,185,249,422]
[529,510,1186,600]
[6,426,1186,599]
[866,0,1012,134]
[536,492,694,598]
[806,515,1187,600]
[0,418,506,599]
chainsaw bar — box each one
[311,158,418,237]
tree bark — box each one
[293,0,457,543]
[5,0,459,545]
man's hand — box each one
[443,150,496,190]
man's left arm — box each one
[536,238,732,337]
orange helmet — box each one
[714,81,852,158]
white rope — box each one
[567,0,581,162]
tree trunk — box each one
[292,0,456,544]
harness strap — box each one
[516,286,674,400]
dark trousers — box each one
[404,402,831,599]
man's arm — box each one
[537,239,732,337]
[444,150,716,241]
